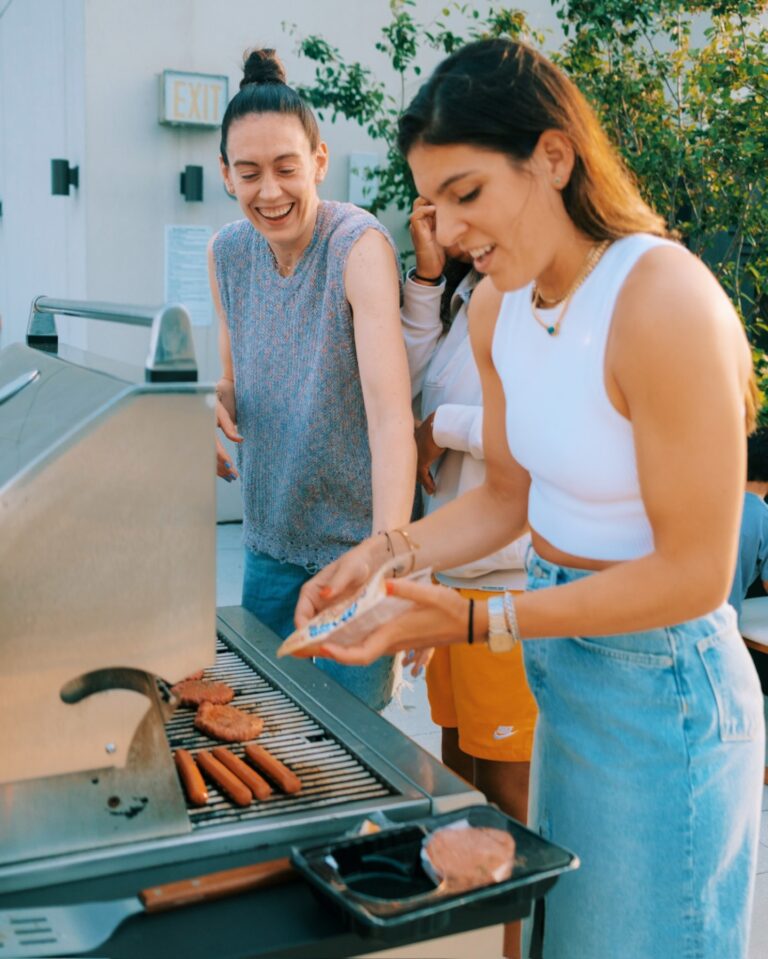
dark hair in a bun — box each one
[241,48,286,88]
[220,47,320,162]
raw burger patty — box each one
[425,826,516,890]
[172,679,234,706]
[195,702,264,742]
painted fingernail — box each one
[385,581,395,596]
[319,586,333,599]
[225,461,232,469]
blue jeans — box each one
[522,551,765,959]
[242,548,397,711]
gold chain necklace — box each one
[531,240,611,336]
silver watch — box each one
[487,595,516,653]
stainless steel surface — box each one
[0,343,128,489]
[0,671,190,867]
[0,376,217,784]
[0,309,482,930]
[0,367,39,405]
[27,296,197,380]
[0,895,142,957]
[0,309,216,874]
[0,614,482,895]
[0,857,296,958]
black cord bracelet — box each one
[467,598,475,644]
[412,271,443,285]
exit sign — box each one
[160,70,228,128]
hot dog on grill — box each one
[211,747,273,801]
[244,743,302,795]
[173,749,208,806]
[196,750,252,807]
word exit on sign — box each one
[160,70,229,128]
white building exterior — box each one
[0,0,560,359]
[0,0,558,516]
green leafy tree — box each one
[289,1,768,373]
[552,0,768,355]
[285,1,543,215]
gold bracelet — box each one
[377,529,396,560]
[391,527,420,576]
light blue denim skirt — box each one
[523,551,765,959]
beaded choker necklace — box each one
[531,240,611,336]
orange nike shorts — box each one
[426,586,537,762]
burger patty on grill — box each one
[172,679,235,707]
[194,702,264,742]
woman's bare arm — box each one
[207,237,242,480]
[345,228,416,533]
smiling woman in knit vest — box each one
[209,48,415,710]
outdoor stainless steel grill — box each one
[171,635,396,830]
[0,299,482,923]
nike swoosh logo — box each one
[492,725,517,740]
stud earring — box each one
[553,176,562,186]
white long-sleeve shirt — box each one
[402,270,529,586]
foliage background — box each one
[288,0,768,375]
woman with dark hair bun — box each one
[209,48,415,710]
[295,38,764,958]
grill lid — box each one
[0,343,127,491]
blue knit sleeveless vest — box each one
[213,200,400,569]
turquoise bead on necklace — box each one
[530,240,611,337]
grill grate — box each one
[165,635,395,828]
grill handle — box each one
[139,857,295,913]
[27,296,198,383]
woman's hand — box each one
[294,537,389,628]
[317,578,475,665]
[409,197,446,281]
[415,412,445,495]
[216,379,242,481]
[403,646,435,677]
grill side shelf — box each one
[166,635,396,828]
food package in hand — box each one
[277,560,431,659]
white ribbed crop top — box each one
[492,233,676,561]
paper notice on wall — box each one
[164,225,213,326]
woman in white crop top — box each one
[296,39,764,959]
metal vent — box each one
[165,637,395,828]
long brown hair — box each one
[397,38,668,241]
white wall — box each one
[0,0,558,519]
[0,0,560,372]
[0,0,87,350]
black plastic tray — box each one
[290,804,578,940]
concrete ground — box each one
[216,523,768,958]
